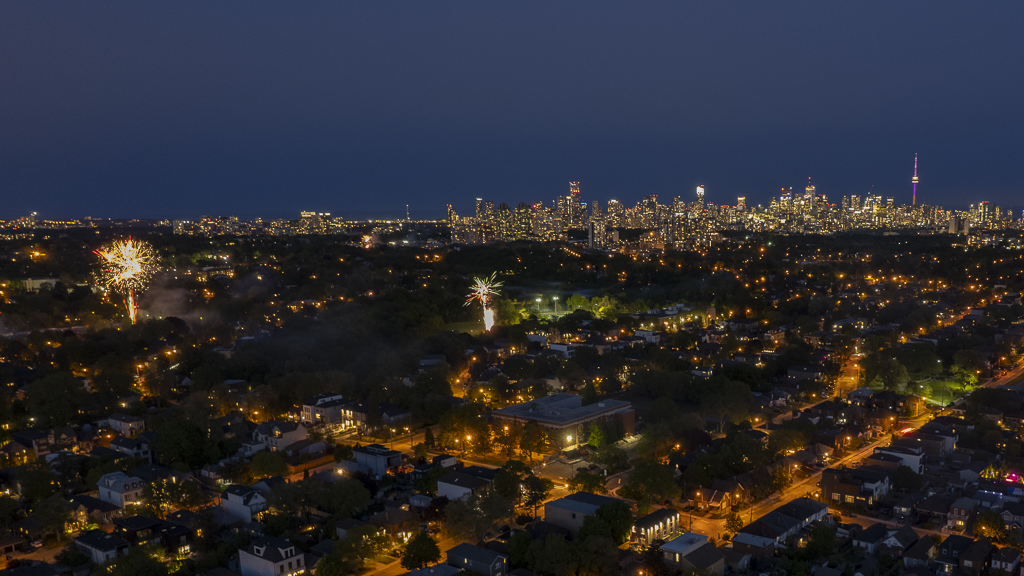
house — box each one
[69,494,122,525]
[107,413,146,437]
[873,443,924,474]
[353,444,403,477]
[880,524,918,558]
[917,494,954,525]
[342,401,412,431]
[97,471,146,509]
[1000,501,1024,531]
[893,493,922,519]
[820,466,890,507]
[336,518,372,539]
[662,533,726,576]
[239,535,307,576]
[991,547,1021,575]
[74,529,130,564]
[852,523,888,555]
[935,535,974,574]
[222,485,268,523]
[446,543,508,576]
[369,508,417,538]
[902,537,936,568]
[632,508,681,547]
[959,538,994,576]
[110,436,152,464]
[847,388,875,406]
[251,421,307,452]
[544,492,622,536]
[948,497,976,532]
[9,429,50,461]
[737,498,829,549]
[300,393,346,425]
[787,366,824,385]
[437,471,490,501]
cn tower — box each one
[911,154,919,205]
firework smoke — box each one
[95,238,160,324]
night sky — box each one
[2,2,1022,220]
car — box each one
[31,541,42,548]
[577,467,589,472]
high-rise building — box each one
[912,154,919,205]
[696,185,705,207]
[475,198,484,220]
[737,197,746,210]
[447,204,458,228]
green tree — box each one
[524,475,554,516]
[250,451,288,479]
[578,501,633,545]
[401,531,442,570]
[518,423,547,463]
[27,372,85,428]
[18,462,58,503]
[492,460,532,503]
[526,533,574,576]
[334,443,355,462]
[105,543,169,576]
[891,465,923,493]
[33,495,71,542]
[151,419,207,469]
[619,458,681,514]
[423,427,435,448]
[725,509,744,533]
[974,508,1006,542]
[805,525,837,559]
[568,470,607,494]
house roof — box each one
[683,542,726,568]
[885,525,919,549]
[633,508,681,530]
[438,472,489,491]
[69,494,120,514]
[854,523,888,544]
[244,535,297,563]
[75,529,129,552]
[447,542,507,565]
[903,537,934,560]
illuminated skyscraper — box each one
[737,197,746,210]
[912,154,919,205]
[475,198,484,220]
[696,185,705,207]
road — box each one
[980,360,1024,389]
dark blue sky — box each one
[2,2,1022,220]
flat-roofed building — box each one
[491,394,635,447]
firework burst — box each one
[94,238,159,324]
[465,273,502,330]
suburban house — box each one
[222,485,268,523]
[107,413,146,437]
[992,547,1021,575]
[300,393,346,425]
[239,535,307,576]
[251,421,307,452]
[544,492,622,536]
[446,543,508,576]
[736,498,830,552]
[353,444,403,477]
[97,471,146,509]
[437,471,490,501]
[820,466,890,507]
[852,523,888,555]
[74,530,131,565]
[110,436,152,464]
[662,533,726,576]
[491,394,636,446]
[948,497,976,532]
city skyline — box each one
[3,2,1024,218]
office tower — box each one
[485,201,495,218]
[475,198,484,220]
[696,185,705,207]
[447,204,458,228]
[607,200,623,228]
[912,154,919,205]
[737,197,746,210]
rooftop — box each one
[492,393,632,425]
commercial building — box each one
[491,394,635,447]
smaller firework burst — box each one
[465,273,502,330]
[95,238,160,324]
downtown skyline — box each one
[2,2,1024,218]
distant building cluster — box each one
[446,180,1024,250]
